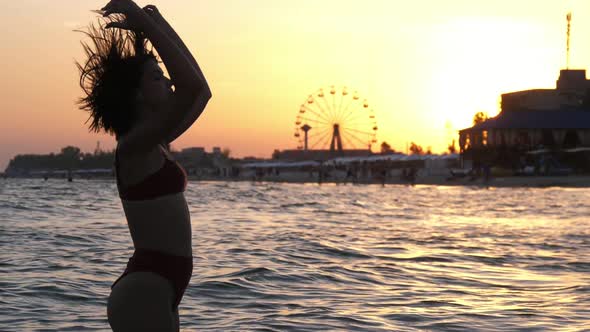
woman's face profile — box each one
[138,58,173,109]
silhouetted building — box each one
[460,69,590,152]
[459,69,590,171]
[174,147,206,170]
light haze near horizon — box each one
[1,0,589,170]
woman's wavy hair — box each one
[77,17,156,137]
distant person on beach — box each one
[77,1,211,330]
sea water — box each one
[1,179,589,331]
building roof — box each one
[460,109,590,132]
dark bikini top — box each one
[115,145,187,201]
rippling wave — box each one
[1,179,589,331]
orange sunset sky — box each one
[1,0,589,171]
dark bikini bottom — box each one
[112,248,193,310]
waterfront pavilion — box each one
[459,109,590,151]
[459,69,590,170]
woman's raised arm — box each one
[143,4,211,143]
[101,0,211,153]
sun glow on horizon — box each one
[414,16,569,151]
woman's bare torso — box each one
[116,144,192,257]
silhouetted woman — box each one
[77,1,211,330]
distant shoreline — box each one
[189,175,590,188]
[4,174,590,188]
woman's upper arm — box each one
[165,89,212,144]
[118,89,200,155]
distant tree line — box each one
[473,111,490,126]
[380,141,435,155]
[5,145,232,174]
[376,111,492,157]
[6,146,115,172]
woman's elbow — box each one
[200,86,212,100]
[193,87,211,110]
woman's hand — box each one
[99,0,145,31]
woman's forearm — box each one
[132,8,203,96]
[161,18,212,144]
[154,13,208,87]
[146,9,211,143]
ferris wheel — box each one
[294,86,377,151]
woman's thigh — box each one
[107,272,176,332]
